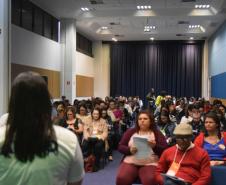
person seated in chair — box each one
[116,110,167,185]
[194,111,226,166]
[82,107,108,172]
[101,108,114,161]
[66,106,83,144]
[155,122,211,185]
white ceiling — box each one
[31,0,226,41]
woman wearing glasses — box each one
[66,106,83,144]
[194,111,226,166]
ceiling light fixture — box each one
[195,4,210,9]
[101,26,108,30]
[112,37,118,42]
[190,37,194,40]
[81,7,90,11]
[144,25,156,32]
[189,25,200,29]
[150,37,154,41]
[137,5,151,10]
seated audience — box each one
[53,104,67,127]
[219,104,226,119]
[76,104,91,124]
[180,104,193,124]
[157,111,176,146]
[116,110,167,185]
[82,107,108,171]
[194,111,226,166]
[66,106,83,144]
[165,100,178,124]
[155,122,211,185]
[101,108,114,161]
[190,104,204,139]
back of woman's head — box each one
[1,72,57,162]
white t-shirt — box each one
[0,113,8,127]
[0,125,84,185]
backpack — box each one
[84,154,96,172]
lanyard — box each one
[173,147,188,165]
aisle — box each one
[82,151,122,185]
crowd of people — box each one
[0,72,226,185]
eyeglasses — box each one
[175,137,191,142]
[67,114,73,116]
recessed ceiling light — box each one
[189,25,201,29]
[195,4,210,9]
[150,37,154,41]
[144,25,156,32]
[137,5,151,10]
[190,37,194,40]
[81,7,90,11]
[112,37,118,42]
[101,26,108,30]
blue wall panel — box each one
[211,72,226,99]
[209,21,226,76]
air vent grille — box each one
[178,21,190,25]
[89,0,104,5]
[176,34,186,36]
[181,0,196,2]
[109,22,120,25]
[115,34,124,37]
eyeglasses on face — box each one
[175,137,191,142]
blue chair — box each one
[211,166,226,185]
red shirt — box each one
[155,145,211,185]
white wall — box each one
[75,42,110,100]
[76,51,94,76]
[11,25,61,71]
[0,0,10,115]
[11,23,110,103]
[93,42,110,99]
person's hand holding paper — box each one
[147,138,156,148]
[133,136,154,160]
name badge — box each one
[166,161,180,176]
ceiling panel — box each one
[31,0,226,41]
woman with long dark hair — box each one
[116,110,167,185]
[194,111,226,166]
[0,72,84,185]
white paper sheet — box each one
[133,136,153,159]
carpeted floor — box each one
[82,151,122,185]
